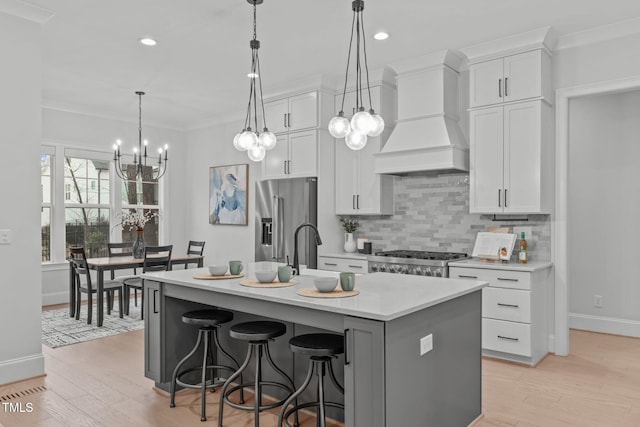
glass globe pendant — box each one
[258,129,277,150]
[351,109,375,135]
[368,112,385,137]
[247,142,266,161]
[238,129,258,151]
[233,132,245,151]
[345,129,367,150]
[328,112,351,138]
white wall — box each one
[567,90,640,335]
[184,123,259,266]
[41,108,188,305]
[0,11,45,384]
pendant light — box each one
[232,0,275,162]
[113,91,168,181]
[329,0,384,150]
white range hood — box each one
[374,50,469,175]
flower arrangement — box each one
[118,210,158,231]
[340,217,359,234]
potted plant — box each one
[339,217,359,253]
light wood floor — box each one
[2,322,640,426]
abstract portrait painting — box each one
[209,164,248,225]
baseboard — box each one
[0,354,45,386]
[569,313,640,338]
[42,291,68,306]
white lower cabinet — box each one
[450,261,551,365]
[317,255,368,274]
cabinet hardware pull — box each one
[504,189,508,208]
[497,277,519,282]
[498,78,502,98]
[324,262,338,266]
[497,303,519,308]
[356,194,360,209]
[498,189,501,207]
[288,113,291,128]
[153,289,158,314]
[283,161,287,175]
[284,113,287,128]
[352,195,356,210]
[504,77,508,96]
[497,335,519,342]
[458,275,478,279]
[348,265,363,269]
[288,160,291,174]
[344,329,351,365]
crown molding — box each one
[0,0,54,24]
[555,17,640,51]
[460,26,556,63]
[389,50,466,75]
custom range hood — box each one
[374,50,469,175]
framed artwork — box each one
[209,164,248,225]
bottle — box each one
[518,232,528,264]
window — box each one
[41,153,52,262]
[120,165,160,246]
[64,157,111,258]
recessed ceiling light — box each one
[374,32,389,40]
[139,37,157,46]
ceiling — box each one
[24,0,640,130]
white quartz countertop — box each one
[449,259,553,272]
[142,264,486,322]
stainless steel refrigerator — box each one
[255,178,317,269]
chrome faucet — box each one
[292,223,322,275]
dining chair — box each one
[123,245,173,320]
[108,242,138,308]
[184,240,205,269]
[68,246,124,324]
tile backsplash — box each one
[353,173,551,262]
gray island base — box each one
[142,266,486,427]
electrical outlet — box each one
[513,226,532,239]
[420,334,433,356]
[594,294,603,308]
[0,230,10,245]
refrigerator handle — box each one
[272,195,278,260]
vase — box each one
[344,232,357,253]
[132,230,145,259]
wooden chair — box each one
[184,240,205,269]
[123,245,173,320]
[68,246,124,324]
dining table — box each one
[68,253,204,326]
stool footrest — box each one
[223,381,292,411]
[175,364,236,390]
[282,402,345,427]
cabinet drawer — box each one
[450,267,531,290]
[482,287,531,323]
[482,318,531,357]
[318,256,367,273]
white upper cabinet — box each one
[263,91,318,134]
[469,50,550,108]
[470,100,552,214]
[262,130,317,180]
[334,85,394,215]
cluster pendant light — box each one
[328,0,384,150]
[233,0,276,162]
[113,91,168,181]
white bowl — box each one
[255,270,277,283]
[314,277,338,293]
[208,265,228,276]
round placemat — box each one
[193,273,244,280]
[297,287,360,298]
[239,279,297,288]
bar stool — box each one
[170,309,241,422]
[278,333,345,427]
[218,321,296,427]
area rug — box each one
[42,303,144,348]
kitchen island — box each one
[142,265,487,427]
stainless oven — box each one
[367,250,468,277]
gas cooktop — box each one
[373,250,468,261]
[367,250,468,276]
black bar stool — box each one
[218,321,297,427]
[278,333,345,427]
[170,309,241,422]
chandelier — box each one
[328,0,384,150]
[232,0,276,162]
[113,91,168,181]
